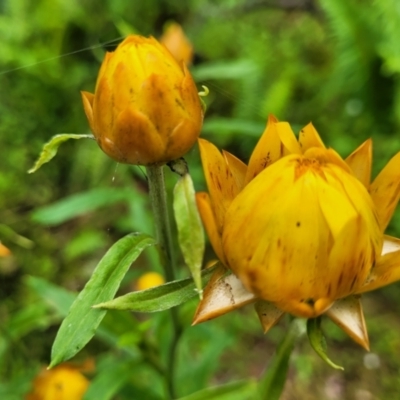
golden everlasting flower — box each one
[159,22,194,66]
[81,35,203,166]
[26,364,90,400]
[135,271,165,291]
[194,115,400,349]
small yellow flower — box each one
[0,242,11,257]
[194,115,400,349]
[81,35,203,166]
[160,22,194,66]
[26,363,90,400]
[135,271,165,291]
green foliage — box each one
[94,267,215,312]
[50,233,155,367]
[28,133,94,173]
[173,174,205,294]
[3,0,400,398]
[259,319,307,400]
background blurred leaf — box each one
[177,380,257,400]
[192,59,258,81]
[32,187,137,225]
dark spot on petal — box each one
[296,221,301,227]
[304,298,315,306]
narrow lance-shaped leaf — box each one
[93,266,216,312]
[258,318,306,400]
[173,173,205,297]
[307,317,344,370]
[28,133,94,173]
[50,233,155,368]
[25,276,141,360]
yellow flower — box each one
[81,35,203,166]
[194,115,400,349]
[135,271,165,291]
[159,22,194,66]
[26,363,91,400]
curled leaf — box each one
[28,133,94,173]
[307,317,344,370]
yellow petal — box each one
[192,264,257,325]
[326,149,354,173]
[298,123,326,153]
[198,138,239,230]
[275,122,302,155]
[345,139,372,188]
[225,158,334,317]
[370,151,400,232]
[196,192,226,264]
[254,300,284,334]
[358,236,400,293]
[223,155,379,318]
[245,115,281,184]
[222,150,247,191]
[326,296,369,350]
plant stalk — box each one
[146,164,182,399]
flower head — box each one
[135,271,165,291]
[26,363,91,400]
[81,35,203,165]
[195,116,400,349]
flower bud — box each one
[81,35,203,165]
[160,22,194,65]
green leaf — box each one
[32,187,135,226]
[28,133,94,173]
[173,174,205,296]
[26,276,141,359]
[191,59,258,81]
[203,118,265,138]
[307,317,344,370]
[177,380,257,400]
[49,233,155,368]
[93,266,216,312]
[258,319,306,400]
[25,275,76,316]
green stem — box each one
[258,318,306,400]
[146,165,182,399]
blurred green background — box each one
[1,0,400,399]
